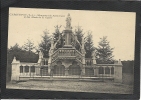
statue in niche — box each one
[66,13,71,29]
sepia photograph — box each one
[6,7,135,94]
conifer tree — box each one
[39,29,51,58]
[96,36,114,64]
[84,31,95,58]
[9,43,22,52]
[22,39,35,54]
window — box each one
[105,67,110,74]
[99,66,104,74]
[31,66,35,72]
[25,66,29,72]
[20,66,23,73]
[46,61,48,65]
[111,67,114,74]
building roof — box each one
[8,51,39,63]
[17,54,39,63]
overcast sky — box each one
[8,7,136,60]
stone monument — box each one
[64,13,73,48]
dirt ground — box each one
[6,80,133,94]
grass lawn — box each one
[6,80,133,94]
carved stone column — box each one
[94,67,97,77]
[48,63,51,75]
[104,67,105,76]
[65,68,68,76]
[110,67,111,76]
[29,66,31,77]
[64,30,72,48]
[48,38,54,76]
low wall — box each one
[96,64,122,83]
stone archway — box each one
[53,61,65,76]
[68,61,81,75]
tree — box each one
[34,46,40,54]
[74,25,84,51]
[96,36,114,64]
[8,43,23,59]
[52,25,64,49]
[39,29,51,58]
[9,43,22,52]
[84,31,95,58]
[22,39,35,54]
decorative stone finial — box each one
[12,56,20,64]
[118,59,122,65]
[92,50,96,60]
[13,56,16,62]
[54,25,61,33]
[93,59,97,64]
[81,36,86,55]
[39,50,43,59]
[92,50,97,64]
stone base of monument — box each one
[63,45,72,48]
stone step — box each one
[27,77,113,82]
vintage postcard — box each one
[6,7,135,94]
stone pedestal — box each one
[63,30,73,48]
[114,65,122,83]
[35,67,40,76]
[48,64,51,75]
[81,65,85,76]
[11,57,20,81]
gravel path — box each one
[6,80,133,94]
